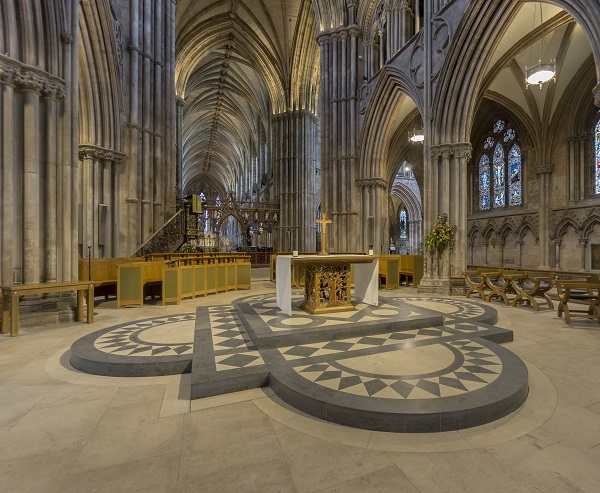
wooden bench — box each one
[555,280,600,324]
[1,281,94,337]
[464,269,497,300]
[505,273,554,311]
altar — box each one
[276,254,379,316]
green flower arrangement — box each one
[425,214,456,254]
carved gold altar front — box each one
[302,261,353,314]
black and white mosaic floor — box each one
[70,295,528,432]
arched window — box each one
[399,208,408,239]
[595,119,600,194]
[478,119,522,210]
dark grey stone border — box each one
[269,338,528,432]
[70,314,195,377]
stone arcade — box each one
[1,1,600,491]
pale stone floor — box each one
[1,268,600,492]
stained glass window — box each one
[508,144,522,206]
[595,120,600,194]
[479,155,491,210]
[504,129,516,142]
[493,144,505,207]
[399,209,408,239]
[478,119,521,210]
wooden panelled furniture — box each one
[80,253,252,308]
[378,255,424,289]
[1,281,94,337]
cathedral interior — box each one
[1,1,600,491]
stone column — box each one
[516,240,523,268]
[274,111,318,252]
[43,92,59,281]
[1,67,15,287]
[319,26,361,253]
[102,159,113,258]
[22,86,41,283]
[419,142,471,293]
[553,238,561,269]
[536,164,554,268]
[357,178,387,253]
[484,241,489,266]
[579,238,589,271]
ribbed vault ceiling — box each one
[175,0,319,197]
[480,2,593,129]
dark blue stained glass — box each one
[596,120,600,194]
[504,129,516,142]
[493,120,505,133]
[493,143,505,207]
[508,144,522,206]
[484,137,495,150]
[399,209,408,239]
[479,154,491,210]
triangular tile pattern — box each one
[242,294,416,332]
[293,339,501,400]
[278,326,456,361]
[399,297,486,319]
[94,314,196,357]
[208,305,266,372]
[209,306,255,352]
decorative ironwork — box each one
[130,209,185,257]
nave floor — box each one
[1,269,600,492]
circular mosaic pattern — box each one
[94,314,195,357]
[294,339,502,400]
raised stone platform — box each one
[70,295,528,432]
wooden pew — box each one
[505,273,554,310]
[555,280,600,324]
[1,281,94,337]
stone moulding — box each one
[0,54,66,98]
[78,144,127,165]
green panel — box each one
[181,268,194,297]
[237,264,251,286]
[195,266,205,292]
[413,256,424,286]
[388,260,400,286]
[227,264,236,287]
[206,266,216,292]
[163,269,179,301]
[217,265,226,290]
[118,266,142,305]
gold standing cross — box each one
[316,213,333,255]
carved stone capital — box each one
[535,164,554,175]
[579,238,589,246]
[0,55,66,98]
[593,83,600,108]
[61,32,73,44]
[78,145,127,165]
[356,177,387,191]
[176,96,186,107]
[317,33,331,47]
[348,25,361,38]
[429,142,472,162]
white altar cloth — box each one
[275,254,379,316]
